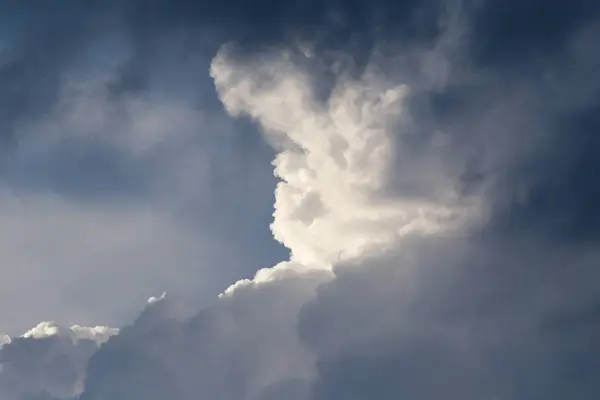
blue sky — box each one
[1,0,600,399]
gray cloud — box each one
[78,4,600,399]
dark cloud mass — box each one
[1,0,600,399]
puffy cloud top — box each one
[21,322,118,345]
[212,45,479,270]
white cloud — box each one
[211,46,479,272]
[21,322,118,345]
[77,35,483,399]
[7,3,600,398]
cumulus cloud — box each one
[20,323,118,344]
[0,323,117,400]
[211,43,478,269]
[81,269,329,400]
[4,0,600,399]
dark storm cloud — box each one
[470,0,600,67]
[0,1,105,139]
[493,101,600,243]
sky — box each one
[0,0,600,399]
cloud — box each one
[21,323,117,344]
[0,335,10,348]
[211,43,478,269]
[3,0,600,399]
[297,237,600,399]
[0,323,117,400]
[78,3,600,399]
[81,269,329,400]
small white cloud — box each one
[21,321,69,340]
[68,325,120,345]
[147,291,167,305]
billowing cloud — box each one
[77,2,600,399]
[80,270,328,400]
[211,45,479,269]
